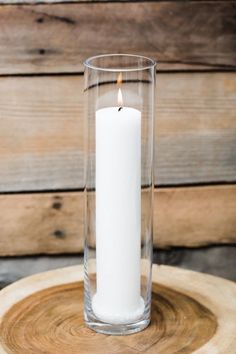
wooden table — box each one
[0,265,236,354]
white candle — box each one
[92,90,144,324]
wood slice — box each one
[0,265,236,354]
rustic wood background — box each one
[0,0,235,286]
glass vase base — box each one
[92,294,145,325]
[85,317,150,336]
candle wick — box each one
[118,106,123,112]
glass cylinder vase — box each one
[84,54,156,335]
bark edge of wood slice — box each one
[0,265,236,354]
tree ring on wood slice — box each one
[0,265,236,354]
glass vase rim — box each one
[84,54,157,72]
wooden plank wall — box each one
[0,2,236,73]
[0,1,235,255]
[1,186,236,256]
[0,73,236,191]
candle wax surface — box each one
[93,106,144,324]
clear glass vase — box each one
[84,54,156,335]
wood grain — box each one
[156,72,236,185]
[0,0,162,3]
[0,265,236,353]
[1,0,88,3]
[155,185,236,248]
[0,75,84,192]
[1,0,178,3]
[0,185,235,256]
[0,72,235,192]
[0,192,84,256]
[0,2,235,74]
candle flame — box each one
[117,72,122,85]
[118,88,123,108]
